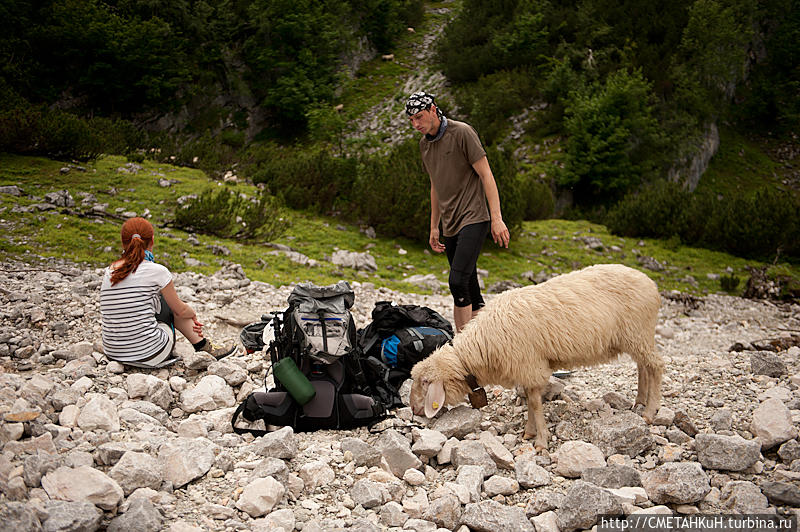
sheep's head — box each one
[409,344,467,418]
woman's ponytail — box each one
[110,217,154,285]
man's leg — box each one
[453,304,472,333]
[444,222,489,332]
[468,259,485,321]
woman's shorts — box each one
[137,322,176,367]
[121,296,177,369]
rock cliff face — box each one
[668,123,721,192]
[1,258,799,531]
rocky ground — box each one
[1,258,799,532]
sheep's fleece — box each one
[410,263,663,450]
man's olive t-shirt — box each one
[420,119,490,237]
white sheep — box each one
[409,263,663,451]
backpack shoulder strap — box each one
[359,323,381,355]
[231,400,269,437]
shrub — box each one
[246,144,358,213]
[437,0,549,83]
[517,175,554,220]
[605,180,693,239]
[561,68,664,205]
[702,188,800,260]
[720,273,740,293]
[306,104,346,156]
[174,188,236,236]
[126,152,145,163]
[607,180,800,261]
[89,116,147,155]
[173,188,290,241]
[352,138,431,240]
[147,131,239,174]
[220,129,246,148]
[356,0,425,53]
[0,84,149,161]
[455,68,537,145]
[0,102,104,161]
[237,193,291,241]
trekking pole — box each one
[317,309,328,353]
[268,313,282,367]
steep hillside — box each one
[1,0,798,266]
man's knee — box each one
[449,270,472,308]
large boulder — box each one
[555,441,606,478]
[589,411,654,457]
[42,466,124,510]
[642,463,710,505]
[43,501,103,532]
[695,433,761,471]
[236,477,285,518]
[179,375,236,413]
[108,451,163,495]
[376,429,422,478]
[460,500,535,532]
[556,480,623,532]
[76,394,120,432]
[750,398,796,449]
[158,437,217,488]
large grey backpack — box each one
[233,281,385,434]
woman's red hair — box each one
[110,217,154,285]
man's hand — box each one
[491,218,510,248]
[429,228,446,253]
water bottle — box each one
[273,358,316,405]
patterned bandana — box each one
[426,115,448,142]
[405,91,443,118]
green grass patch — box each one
[696,127,786,197]
[335,5,456,125]
[2,153,798,299]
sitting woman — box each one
[100,217,235,368]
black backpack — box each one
[232,282,386,435]
[357,301,454,408]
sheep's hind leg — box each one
[523,386,548,451]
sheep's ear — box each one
[424,381,445,418]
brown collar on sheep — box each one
[465,374,488,408]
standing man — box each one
[406,91,510,332]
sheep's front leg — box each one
[635,363,649,408]
[642,363,663,423]
[523,386,548,451]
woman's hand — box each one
[192,317,204,337]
